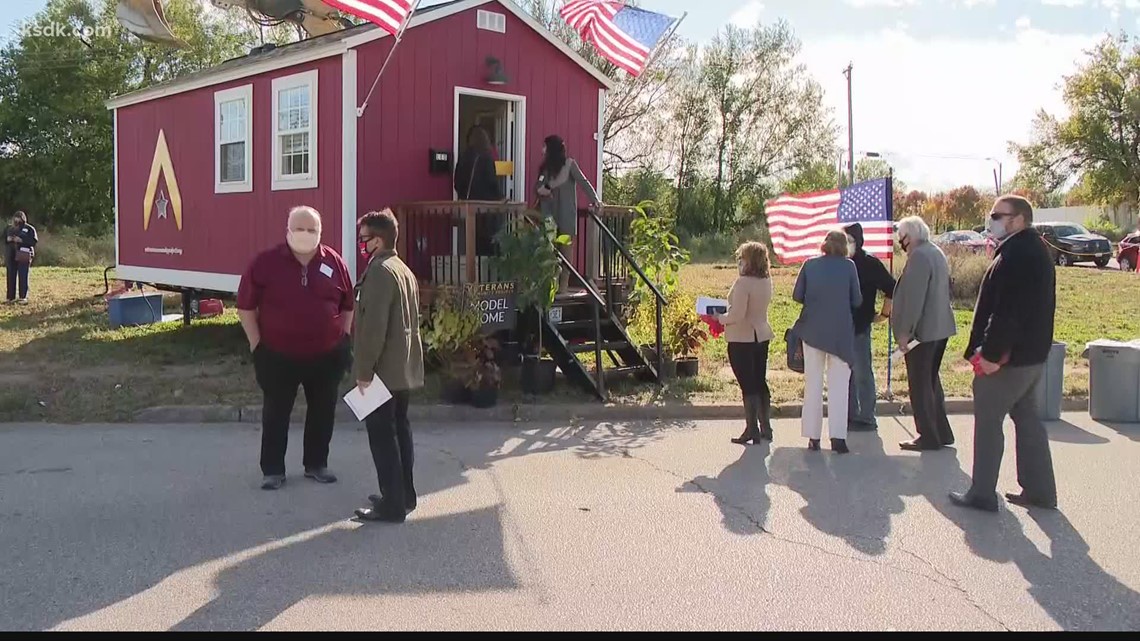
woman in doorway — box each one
[536,135,601,293]
[454,126,504,257]
[791,229,862,454]
[717,241,775,445]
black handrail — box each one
[588,211,666,305]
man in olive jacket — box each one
[352,209,425,524]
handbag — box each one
[15,247,33,265]
[785,327,804,374]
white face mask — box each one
[287,229,320,254]
[847,239,857,257]
[987,215,1011,241]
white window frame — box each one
[477,9,506,33]
[214,84,253,194]
[271,69,319,191]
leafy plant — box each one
[627,200,690,303]
[626,289,708,359]
[421,287,482,372]
[454,337,502,391]
[491,214,570,357]
[1084,215,1125,242]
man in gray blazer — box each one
[891,216,958,451]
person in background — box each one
[454,126,504,258]
[536,135,601,293]
[891,216,957,452]
[842,222,895,432]
[717,242,775,445]
[5,211,38,304]
[792,229,862,453]
[236,206,354,491]
[352,209,425,524]
[950,195,1058,512]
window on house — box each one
[271,70,318,191]
[214,84,252,193]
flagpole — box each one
[885,172,895,401]
[636,11,686,79]
[357,0,423,118]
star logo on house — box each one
[143,129,182,231]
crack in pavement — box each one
[895,543,1012,631]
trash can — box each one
[1033,342,1067,421]
[1085,340,1140,423]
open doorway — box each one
[453,88,526,202]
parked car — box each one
[934,229,988,253]
[1117,231,1140,272]
[1033,222,1114,268]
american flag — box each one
[325,0,416,37]
[559,1,677,77]
[766,178,895,264]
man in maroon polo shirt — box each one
[237,206,355,491]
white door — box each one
[497,102,517,200]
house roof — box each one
[106,0,613,110]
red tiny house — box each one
[108,0,612,296]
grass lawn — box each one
[2,263,1138,422]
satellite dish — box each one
[116,1,351,47]
[116,0,187,48]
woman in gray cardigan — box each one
[891,216,957,451]
[536,135,601,292]
[792,229,863,453]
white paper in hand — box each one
[343,374,392,421]
[696,296,729,316]
[891,339,921,362]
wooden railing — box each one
[391,201,638,287]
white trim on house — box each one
[104,42,348,110]
[589,86,606,280]
[214,84,254,194]
[452,86,526,203]
[344,0,616,90]
[596,88,606,202]
[113,108,120,267]
[116,265,241,293]
[271,69,319,191]
[341,49,358,282]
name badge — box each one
[319,263,334,278]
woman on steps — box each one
[535,135,601,293]
[717,242,775,445]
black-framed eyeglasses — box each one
[989,212,1017,221]
[358,235,374,244]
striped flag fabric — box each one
[559,1,677,77]
[325,0,415,37]
[766,178,895,264]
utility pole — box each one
[844,63,854,187]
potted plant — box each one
[460,336,502,408]
[668,305,708,378]
[492,215,570,395]
[421,287,482,404]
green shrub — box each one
[29,228,114,268]
[682,222,771,264]
[1084,215,1125,242]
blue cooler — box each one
[108,293,164,329]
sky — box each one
[2,0,1133,192]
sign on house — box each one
[465,282,517,332]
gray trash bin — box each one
[1086,341,1140,423]
[1033,342,1066,421]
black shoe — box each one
[831,438,849,454]
[848,421,878,432]
[369,494,417,514]
[759,427,774,441]
[948,491,999,513]
[900,438,940,452]
[731,430,760,445]
[304,468,338,484]
[261,475,286,490]
[354,506,406,523]
[808,439,821,451]
[1005,492,1057,510]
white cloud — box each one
[1042,0,1088,7]
[844,0,918,7]
[1015,15,1033,29]
[797,26,1100,192]
[729,1,765,27]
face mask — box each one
[847,241,857,257]
[898,235,910,253]
[287,230,320,254]
[987,216,1009,241]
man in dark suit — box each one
[950,194,1058,512]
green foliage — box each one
[491,216,569,312]
[627,201,690,302]
[421,287,482,372]
[1084,215,1126,242]
[32,228,115,267]
[627,289,708,358]
[943,246,991,307]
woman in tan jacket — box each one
[716,242,775,444]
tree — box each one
[1011,34,1140,208]
[0,0,295,230]
[781,158,841,195]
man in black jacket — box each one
[950,195,1058,512]
[843,223,896,431]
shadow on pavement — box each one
[1046,420,1111,445]
[1092,420,1140,442]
